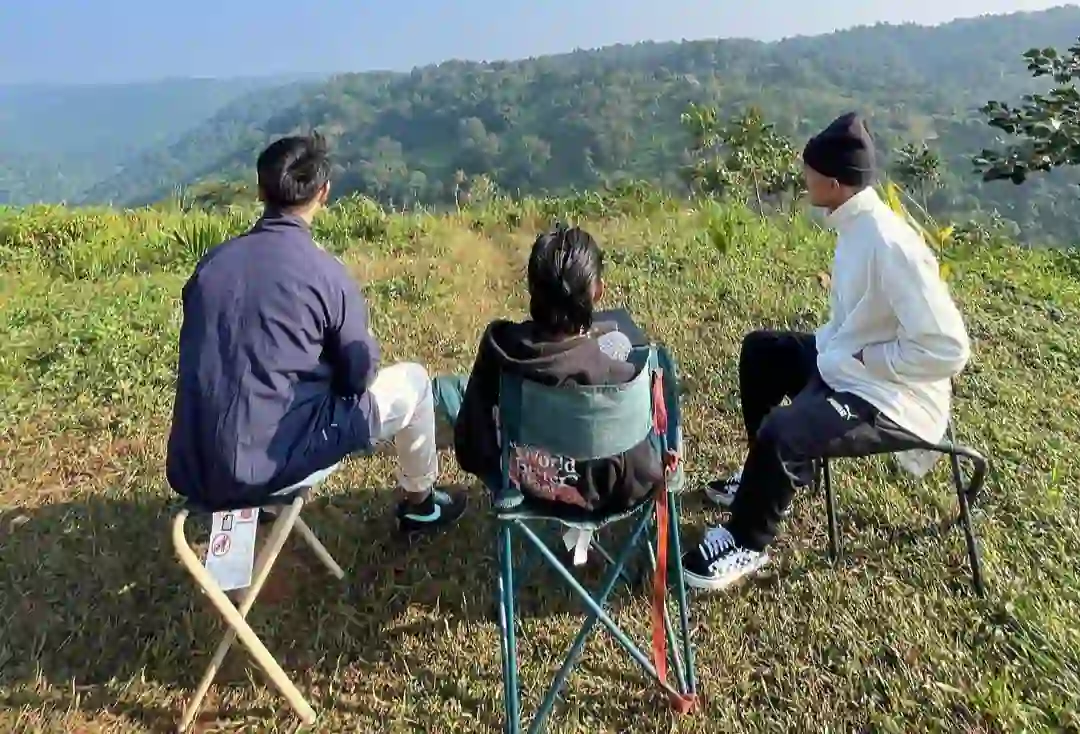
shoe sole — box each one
[683,553,771,592]
[398,504,468,534]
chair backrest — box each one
[499,352,653,461]
[494,344,681,508]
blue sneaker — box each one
[396,488,468,533]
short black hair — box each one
[256,133,331,210]
[527,225,604,337]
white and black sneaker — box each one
[682,526,770,591]
[703,469,742,508]
[396,487,468,534]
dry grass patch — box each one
[1,202,1079,732]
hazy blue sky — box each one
[0,0,1071,84]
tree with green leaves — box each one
[680,103,803,216]
[974,38,1080,184]
[49,10,1080,244]
[893,142,942,211]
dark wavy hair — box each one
[527,225,603,337]
[256,132,331,210]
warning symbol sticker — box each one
[204,508,258,591]
[210,533,231,557]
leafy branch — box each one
[974,39,1080,184]
[893,142,942,211]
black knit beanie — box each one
[802,112,876,187]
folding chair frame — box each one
[171,493,345,732]
[495,484,696,734]
[491,343,696,734]
[814,421,989,597]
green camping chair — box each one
[485,344,697,733]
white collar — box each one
[825,187,880,232]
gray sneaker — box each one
[704,469,742,508]
[704,469,791,518]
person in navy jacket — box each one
[166,133,466,532]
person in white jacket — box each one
[683,112,971,592]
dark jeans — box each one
[725,330,921,550]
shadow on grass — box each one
[0,486,668,731]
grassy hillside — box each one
[83,7,1080,245]
[0,76,321,205]
[0,193,1078,731]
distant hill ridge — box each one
[8,7,1080,244]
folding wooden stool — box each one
[171,474,344,732]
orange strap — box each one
[650,370,696,713]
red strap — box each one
[650,370,696,714]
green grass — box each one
[1,194,1078,732]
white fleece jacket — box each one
[815,187,971,444]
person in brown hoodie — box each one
[453,225,664,520]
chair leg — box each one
[293,517,345,579]
[947,451,986,597]
[641,513,689,697]
[666,491,696,696]
[173,499,316,732]
[590,536,640,590]
[822,459,841,562]
[519,510,682,734]
[497,522,522,734]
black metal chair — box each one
[814,421,989,596]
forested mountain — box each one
[11,7,1080,244]
[78,80,317,207]
[0,76,321,205]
